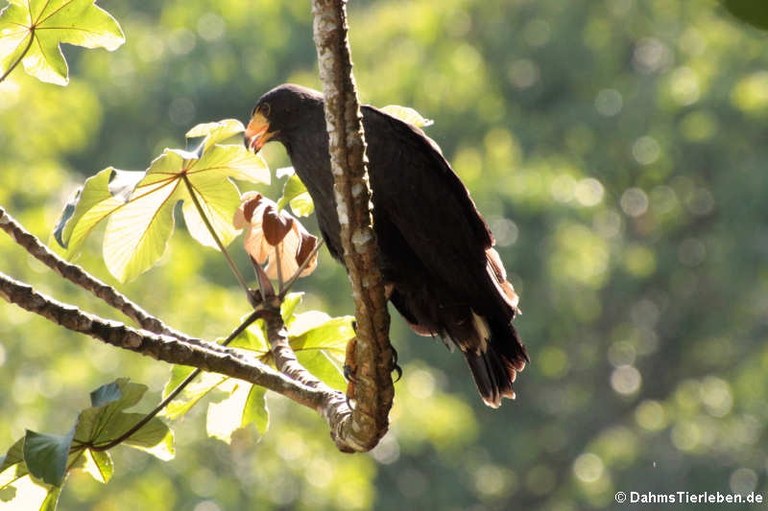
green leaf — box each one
[380,105,434,128]
[0,0,125,85]
[54,167,140,257]
[0,483,15,502]
[80,450,112,484]
[296,351,346,391]
[277,174,314,217]
[23,430,74,487]
[280,292,304,324]
[74,378,175,461]
[161,365,227,420]
[0,438,28,493]
[56,120,270,281]
[121,415,175,461]
[206,381,252,443]
[289,314,355,353]
[186,119,247,151]
[0,438,24,476]
[721,0,768,31]
[102,156,183,282]
[229,319,269,354]
[242,386,269,437]
[39,486,61,511]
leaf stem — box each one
[180,173,252,298]
[90,308,266,451]
[0,32,34,84]
[279,238,324,298]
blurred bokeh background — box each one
[2,0,768,509]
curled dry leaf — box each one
[234,192,319,280]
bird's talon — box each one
[390,346,403,382]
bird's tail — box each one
[463,316,528,408]
[463,247,528,407]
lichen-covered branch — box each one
[0,206,183,339]
[311,0,394,452]
[0,272,352,421]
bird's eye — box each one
[261,102,271,117]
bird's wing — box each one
[362,105,495,293]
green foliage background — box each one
[2,0,767,509]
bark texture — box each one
[311,0,395,452]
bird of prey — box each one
[245,84,528,407]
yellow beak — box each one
[245,110,275,153]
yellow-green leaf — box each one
[0,0,125,85]
[206,382,252,444]
[277,173,314,217]
[161,366,228,420]
[102,170,182,282]
[56,120,271,282]
[242,386,269,437]
[80,450,112,484]
[289,315,356,354]
[186,119,246,151]
[54,168,143,258]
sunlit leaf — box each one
[380,105,434,128]
[296,351,346,391]
[39,486,61,511]
[0,0,125,85]
[289,314,356,353]
[277,173,314,217]
[228,319,269,354]
[235,193,319,282]
[280,292,304,324]
[54,168,141,257]
[186,119,246,150]
[161,365,228,420]
[242,386,269,437]
[23,430,74,487]
[79,450,112,484]
[206,381,252,443]
[56,120,270,281]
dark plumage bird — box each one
[245,84,528,407]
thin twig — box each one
[279,238,325,298]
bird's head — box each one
[245,84,324,153]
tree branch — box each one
[0,206,184,339]
[0,271,352,423]
[311,0,394,452]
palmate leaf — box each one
[161,365,228,420]
[55,119,270,282]
[75,378,175,462]
[0,0,125,85]
[0,378,174,511]
[203,380,271,444]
